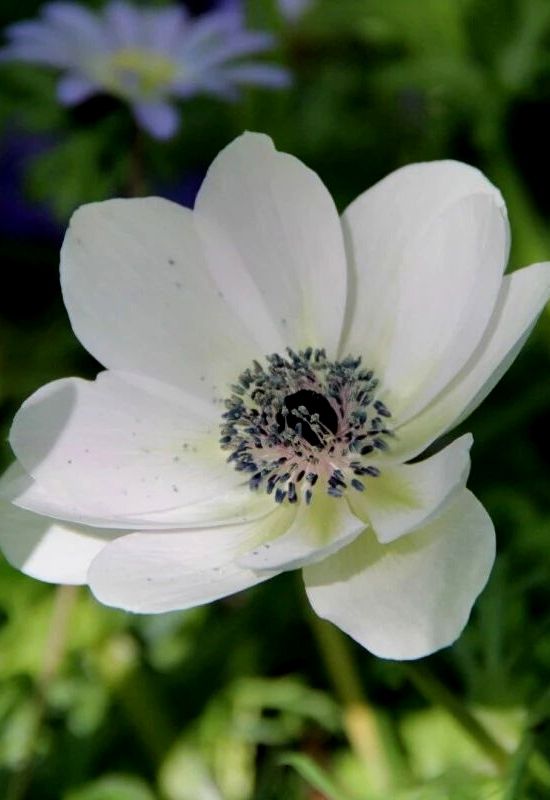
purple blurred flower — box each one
[0,1,290,139]
[278,0,313,22]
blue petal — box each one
[56,73,99,105]
[103,0,143,47]
[187,31,276,71]
[132,100,180,140]
[44,2,104,49]
[141,7,188,54]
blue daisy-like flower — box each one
[0,1,290,139]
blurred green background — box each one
[1,0,550,798]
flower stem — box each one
[6,585,79,800]
[403,663,509,771]
[96,632,177,766]
[306,609,396,790]
[128,127,147,197]
[404,665,550,793]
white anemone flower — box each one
[1,133,550,660]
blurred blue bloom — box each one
[0,1,290,139]
[278,0,313,22]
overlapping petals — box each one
[237,492,365,571]
[61,198,262,399]
[349,434,472,544]
[390,261,550,460]
[342,161,510,422]
[87,512,288,613]
[1,132,549,660]
[0,481,123,584]
[304,491,495,660]
[194,133,348,356]
[5,371,277,529]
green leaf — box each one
[497,1,550,92]
[361,0,469,56]
[279,752,355,800]
[159,742,224,800]
[25,122,130,222]
[64,774,157,800]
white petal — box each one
[237,492,365,571]
[195,132,348,356]
[0,500,120,584]
[0,461,274,531]
[61,196,263,400]
[10,371,246,520]
[304,490,495,660]
[87,507,293,612]
[341,161,508,419]
[350,434,472,543]
[392,261,550,461]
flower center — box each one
[221,348,393,505]
[94,48,178,98]
[276,389,338,447]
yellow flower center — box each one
[94,48,178,98]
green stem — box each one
[404,663,509,771]
[501,731,550,798]
[128,127,147,197]
[6,585,79,800]
[96,632,177,767]
[528,752,550,791]
[519,688,550,792]
[306,610,397,791]
[405,664,550,793]
[503,732,534,800]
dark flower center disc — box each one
[277,389,338,447]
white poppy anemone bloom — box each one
[1,133,550,660]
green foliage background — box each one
[1,0,550,798]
